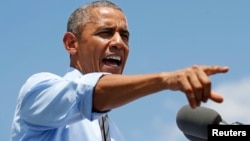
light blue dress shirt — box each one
[10,68,125,141]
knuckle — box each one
[203,79,211,86]
[192,65,199,70]
[211,65,218,70]
[184,87,193,94]
[176,73,185,80]
[183,69,192,77]
[194,85,203,91]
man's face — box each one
[75,7,129,74]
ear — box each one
[63,32,78,55]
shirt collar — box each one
[63,67,83,80]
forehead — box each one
[88,7,128,29]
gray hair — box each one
[67,0,123,37]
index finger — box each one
[200,65,229,76]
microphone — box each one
[176,105,227,140]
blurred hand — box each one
[164,65,229,108]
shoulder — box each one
[20,72,62,94]
[26,72,62,84]
[29,72,61,80]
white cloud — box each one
[204,77,250,124]
[151,115,187,141]
[153,77,250,141]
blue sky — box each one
[1,0,250,141]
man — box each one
[11,0,229,141]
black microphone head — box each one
[176,105,222,139]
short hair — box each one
[67,0,123,37]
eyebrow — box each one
[120,29,130,37]
[96,26,130,36]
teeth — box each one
[106,56,121,61]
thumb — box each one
[210,90,224,103]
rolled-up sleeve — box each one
[20,72,108,129]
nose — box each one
[110,32,127,49]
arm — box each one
[21,72,105,127]
[93,65,229,111]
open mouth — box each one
[102,55,122,67]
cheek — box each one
[124,48,129,59]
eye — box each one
[121,33,129,42]
[99,31,113,38]
[120,32,129,43]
